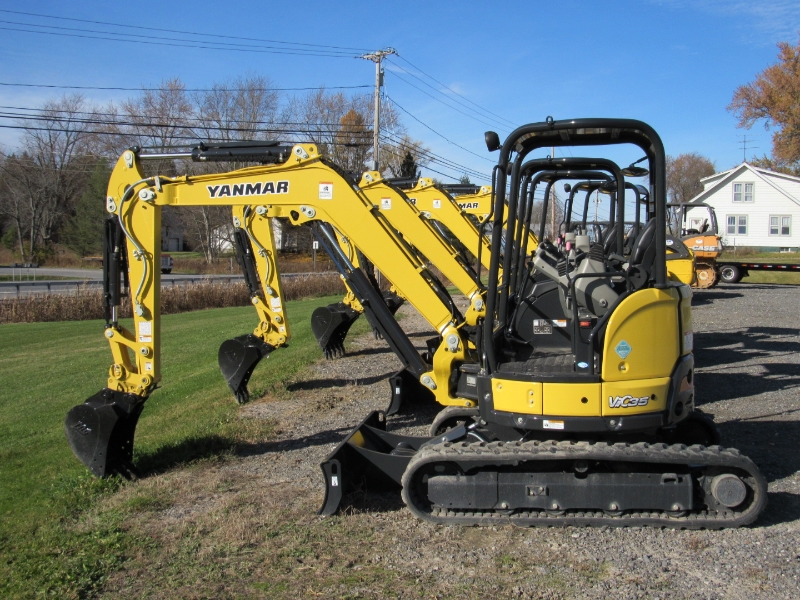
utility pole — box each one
[360,48,396,172]
[549,146,556,239]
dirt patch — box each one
[100,288,800,599]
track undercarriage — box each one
[320,410,766,529]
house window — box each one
[727,215,748,235]
[733,182,754,202]
[769,215,791,236]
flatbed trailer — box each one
[718,260,800,283]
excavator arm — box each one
[66,143,475,477]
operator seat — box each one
[626,218,657,290]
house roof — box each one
[687,162,800,208]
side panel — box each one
[543,382,601,417]
[602,377,670,416]
[492,378,543,414]
[602,288,680,382]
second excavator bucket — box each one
[311,303,360,359]
[319,411,429,516]
[64,388,146,478]
[218,334,275,404]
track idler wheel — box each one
[311,303,360,359]
[64,388,146,478]
[218,334,274,404]
[694,263,719,289]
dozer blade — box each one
[218,334,274,404]
[319,411,430,516]
[64,388,146,478]
[311,303,360,359]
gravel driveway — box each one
[109,283,799,599]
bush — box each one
[0,275,345,324]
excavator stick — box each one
[319,411,427,516]
[64,388,146,478]
[216,227,275,403]
[361,289,406,340]
[218,334,274,405]
[311,303,360,359]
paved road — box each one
[0,267,324,298]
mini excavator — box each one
[318,118,766,528]
[66,119,766,529]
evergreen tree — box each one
[62,160,112,256]
[399,151,418,178]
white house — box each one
[685,162,800,252]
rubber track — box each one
[401,440,768,529]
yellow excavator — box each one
[319,118,766,528]
[66,120,767,530]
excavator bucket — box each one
[218,334,274,404]
[319,411,428,516]
[64,388,146,478]
[311,303,360,359]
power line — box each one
[386,68,506,131]
[380,133,489,182]
[0,9,374,52]
[0,106,379,131]
[388,56,515,130]
[0,24,359,58]
[385,95,494,164]
[0,82,371,92]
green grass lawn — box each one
[0,295,367,597]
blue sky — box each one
[0,0,798,184]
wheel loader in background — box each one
[65,119,767,529]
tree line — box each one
[0,76,430,264]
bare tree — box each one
[184,75,283,262]
[0,95,96,262]
[383,134,432,178]
[666,153,716,204]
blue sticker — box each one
[615,340,632,359]
[577,362,589,369]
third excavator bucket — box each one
[311,242,404,358]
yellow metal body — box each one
[358,172,485,325]
[103,146,474,406]
[405,179,494,271]
[666,245,696,286]
[489,283,692,420]
[231,205,290,346]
